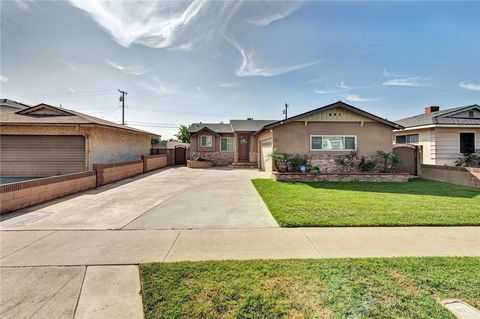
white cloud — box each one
[68,1,305,77]
[335,81,351,90]
[217,82,239,88]
[345,94,377,102]
[226,36,318,77]
[66,86,75,93]
[314,88,341,94]
[247,2,302,26]
[0,75,9,82]
[459,81,480,91]
[14,0,29,10]
[136,81,169,96]
[64,61,78,72]
[383,76,428,87]
[382,69,407,77]
[105,59,146,76]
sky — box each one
[1,0,479,138]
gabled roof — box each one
[258,101,403,133]
[188,123,233,134]
[0,102,156,136]
[0,99,30,109]
[396,104,480,128]
[230,120,276,132]
[16,103,76,116]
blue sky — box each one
[1,0,479,138]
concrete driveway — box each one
[0,167,278,230]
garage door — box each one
[260,139,273,174]
[0,135,86,177]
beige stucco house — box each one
[189,101,402,173]
[394,105,480,165]
[0,99,155,177]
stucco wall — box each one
[0,125,151,170]
[88,126,150,167]
[394,127,480,165]
[272,121,393,155]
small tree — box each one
[175,125,190,143]
[376,150,403,173]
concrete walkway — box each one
[1,227,479,318]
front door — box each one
[238,133,250,161]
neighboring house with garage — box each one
[189,101,402,173]
[0,99,155,177]
[394,105,480,165]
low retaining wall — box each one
[0,171,97,214]
[273,172,410,182]
[187,160,214,168]
[420,165,480,188]
[1,155,173,215]
[142,154,168,172]
[94,160,144,186]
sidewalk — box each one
[1,227,479,266]
[1,227,479,318]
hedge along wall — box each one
[0,171,97,214]
[142,154,168,172]
[420,165,480,188]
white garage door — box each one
[260,139,273,174]
[0,135,86,177]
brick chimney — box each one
[424,106,440,113]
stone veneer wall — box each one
[273,172,409,182]
[191,151,234,166]
[249,151,258,163]
[308,154,382,173]
[420,165,480,188]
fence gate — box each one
[175,146,186,165]
[393,144,419,175]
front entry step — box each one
[230,162,258,169]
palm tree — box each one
[175,125,190,143]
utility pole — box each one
[283,103,289,119]
[118,89,127,125]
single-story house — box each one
[0,99,156,177]
[189,101,402,172]
[394,105,480,165]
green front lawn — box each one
[140,257,480,319]
[252,179,480,227]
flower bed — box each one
[187,160,214,169]
[272,172,410,182]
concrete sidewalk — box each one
[1,227,479,318]
[1,227,479,266]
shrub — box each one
[334,151,360,172]
[268,149,289,172]
[287,154,310,172]
[358,157,377,172]
[376,150,403,173]
[455,149,480,167]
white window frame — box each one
[220,136,234,152]
[200,135,213,147]
[310,135,357,151]
[459,131,476,154]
